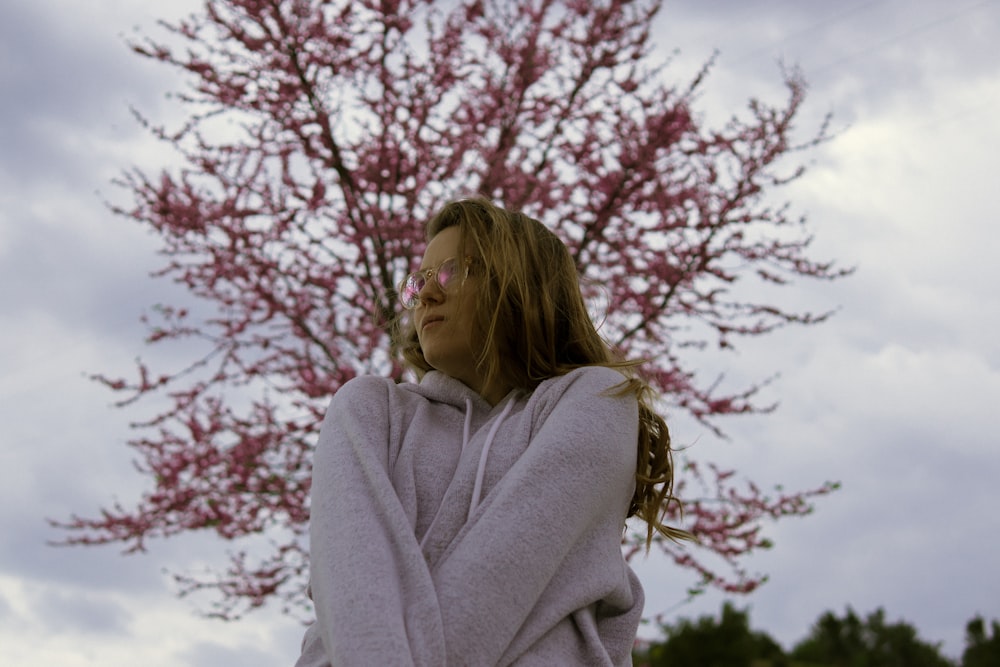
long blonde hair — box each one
[397,197,689,546]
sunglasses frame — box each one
[398,256,473,309]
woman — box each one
[295,197,687,666]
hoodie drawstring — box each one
[419,393,518,552]
[468,396,516,517]
[462,397,473,454]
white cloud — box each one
[0,573,302,667]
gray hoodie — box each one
[294,365,643,666]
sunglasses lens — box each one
[436,258,457,288]
[400,274,424,308]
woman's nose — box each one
[417,274,444,305]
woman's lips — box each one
[421,316,444,331]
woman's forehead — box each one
[420,226,463,267]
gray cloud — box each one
[32,586,132,636]
[0,2,165,186]
[180,632,303,667]
[657,0,1000,128]
[0,0,198,358]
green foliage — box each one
[634,602,787,667]
[790,607,953,667]
[962,615,1000,667]
[634,604,997,667]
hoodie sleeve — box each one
[304,376,447,667]
[430,366,640,665]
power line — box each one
[809,0,997,76]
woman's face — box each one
[414,226,485,395]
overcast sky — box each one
[2,1,998,665]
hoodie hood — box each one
[404,370,491,410]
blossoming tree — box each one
[56,0,846,620]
